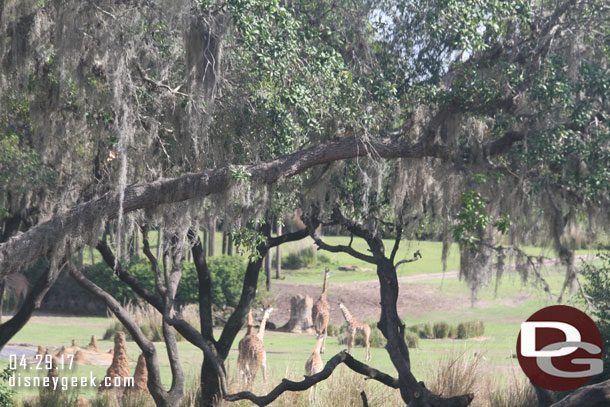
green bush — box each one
[0,367,16,407]
[283,247,317,269]
[419,323,434,339]
[581,252,610,383]
[404,332,419,348]
[433,322,450,339]
[457,321,485,339]
[327,323,340,337]
[356,322,386,348]
[447,324,457,339]
[29,255,258,315]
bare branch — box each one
[68,263,185,406]
[389,225,402,263]
[223,351,399,405]
[360,391,369,407]
[395,250,422,268]
[96,239,163,309]
[549,378,610,407]
[311,233,377,264]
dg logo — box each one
[517,305,604,391]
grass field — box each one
[3,247,594,406]
[4,234,603,405]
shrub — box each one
[104,303,201,342]
[581,252,610,383]
[404,332,419,348]
[337,321,386,348]
[0,367,15,407]
[283,247,317,269]
[355,322,386,348]
[30,255,258,316]
[327,323,339,337]
[447,324,457,339]
[457,320,485,339]
[419,323,434,339]
[433,322,450,339]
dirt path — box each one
[270,271,470,327]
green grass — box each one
[19,235,599,405]
[5,259,589,404]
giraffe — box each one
[237,307,273,387]
[338,301,371,361]
[311,269,331,353]
[305,334,324,403]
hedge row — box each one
[18,256,261,316]
[408,320,485,339]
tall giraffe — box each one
[338,301,371,361]
[311,269,331,353]
[304,334,324,403]
[237,307,273,387]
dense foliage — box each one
[581,252,610,383]
[18,255,255,315]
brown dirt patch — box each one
[270,278,471,327]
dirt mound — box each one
[100,332,131,393]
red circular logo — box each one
[516,305,603,391]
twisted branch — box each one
[224,351,399,405]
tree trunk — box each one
[208,217,216,257]
[156,229,162,260]
[265,253,271,291]
[227,233,233,256]
[200,357,222,407]
[278,294,313,333]
[134,228,140,258]
[202,229,208,258]
[0,263,62,348]
[276,223,282,279]
[77,249,83,270]
[222,232,227,255]
[0,281,4,324]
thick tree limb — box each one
[68,264,184,407]
[310,232,376,264]
[1,131,529,277]
[549,378,610,407]
[395,250,422,268]
[96,239,163,310]
[223,351,400,405]
[0,260,64,348]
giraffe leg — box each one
[347,330,354,354]
[261,350,267,382]
[365,333,370,361]
[321,322,328,354]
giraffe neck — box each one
[247,309,253,327]
[321,272,329,295]
[257,309,272,339]
[313,335,324,354]
[339,303,355,325]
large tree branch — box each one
[216,222,271,357]
[223,351,399,405]
[1,132,527,277]
[0,260,64,348]
[549,378,610,407]
[68,264,184,407]
[96,239,163,310]
[187,229,215,343]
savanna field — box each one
[2,234,600,407]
